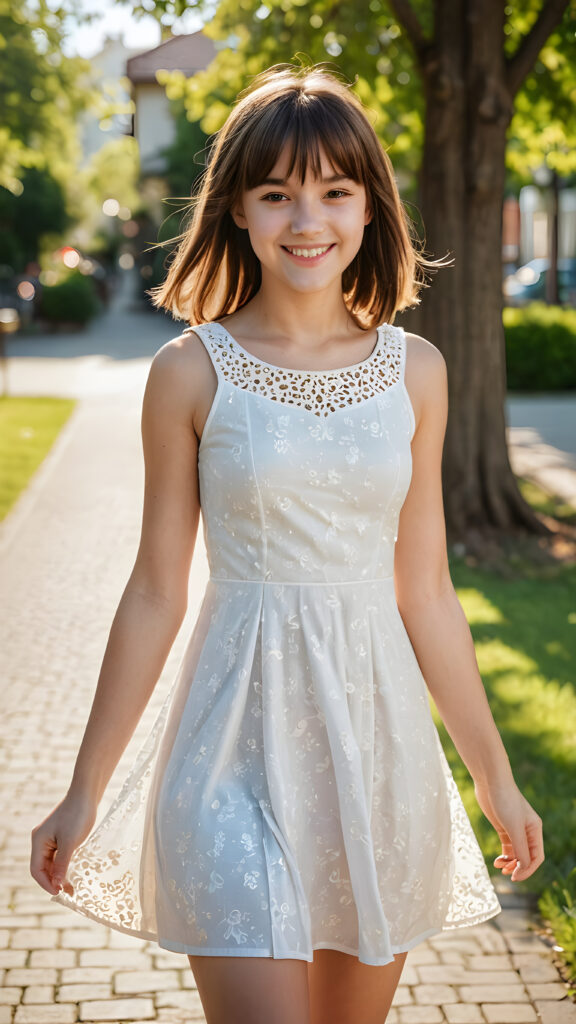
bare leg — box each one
[307,948,408,1024]
[188,953,311,1024]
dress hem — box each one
[50,892,502,966]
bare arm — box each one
[394,334,544,882]
[31,335,203,893]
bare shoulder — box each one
[144,327,217,437]
[147,327,212,383]
[403,331,447,431]
[404,331,446,377]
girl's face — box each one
[232,145,372,296]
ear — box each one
[231,202,247,229]
[364,200,373,226]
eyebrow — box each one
[258,173,352,186]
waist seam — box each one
[208,575,393,586]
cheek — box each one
[342,209,368,247]
[247,208,284,243]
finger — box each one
[30,832,58,894]
[494,834,516,871]
[512,820,544,880]
[33,871,56,895]
[51,847,71,892]
[502,827,530,881]
[30,860,61,895]
[495,857,517,870]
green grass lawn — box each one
[0,396,76,521]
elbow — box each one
[395,574,455,619]
[124,571,189,628]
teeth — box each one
[285,245,331,258]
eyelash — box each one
[261,189,350,202]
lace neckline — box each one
[212,321,385,377]
[190,320,404,418]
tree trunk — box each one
[396,0,550,547]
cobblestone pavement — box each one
[1,297,575,1022]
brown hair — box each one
[151,63,446,328]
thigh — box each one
[188,953,311,1024]
[307,948,408,1024]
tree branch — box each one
[506,0,571,98]
[387,0,430,66]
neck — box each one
[243,277,362,345]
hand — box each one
[473,779,544,882]
[30,793,98,896]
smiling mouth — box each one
[282,244,335,258]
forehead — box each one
[238,100,367,192]
[266,144,341,180]
[250,144,354,189]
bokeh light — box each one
[61,247,81,269]
[118,253,134,270]
[0,308,20,326]
[39,270,59,286]
[17,281,36,301]
[121,220,139,238]
[102,198,120,217]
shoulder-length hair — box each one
[151,63,446,328]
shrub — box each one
[39,271,101,326]
[504,303,576,390]
[538,867,576,988]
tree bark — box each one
[394,0,570,547]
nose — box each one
[290,198,324,237]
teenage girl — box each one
[31,64,544,1024]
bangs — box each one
[237,94,368,192]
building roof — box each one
[126,30,216,84]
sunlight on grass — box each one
[437,559,576,891]
[0,397,76,521]
[454,589,505,624]
[475,638,539,676]
[517,477,576,524]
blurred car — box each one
[503,257,576,306]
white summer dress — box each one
[52,320,501,966]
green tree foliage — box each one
[57,135,143,275]
[133,0,576,194]
[68,137,142,238]
[504,3,576,184]
[0,0,92,193]
[0,167,70,273]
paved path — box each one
[1,285,575,1022]
[506,395,576,510]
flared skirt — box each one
[52,576,501,966]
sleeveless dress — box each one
[51,320,501,966]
